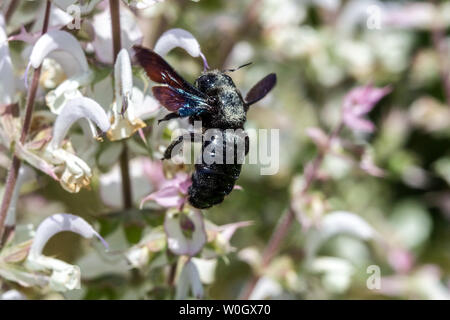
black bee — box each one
[133,45,276,209]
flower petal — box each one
[45,72,94,114]
[114,48,133,114]
[343,113,375,133]
[15,142,59,180]
[216,221,253,243]
[191,258,217,285]
[28,213,108,258]
[154,28,209,70]
[165,210,206,256]
[140,186,181,208]
[25,214,108,291]
[248,276,283,300]
[142,159,166,188]
[0,14,16,105]
[132,87,160,120]
[306,211,377,258]
[175,260,204,299]
[29,30,89,73]
[49,97,110,149]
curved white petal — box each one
[306,211,377,258]
[0,14,16,105]
[320,211,375,240]
[114,49,133,114]
[308,256,355,294]
[45,71,94,114]
[49,97,110,149]
[154,28,209,69]
[248,276,283,300]
[32,5,74,33]
[165,210,206,256]
[25,214,108,291]
[175,260,204,299]
[30,30,89,73]
[28,214,108,259]
[191,258,217,285]
[48,148,92,193]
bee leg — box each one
[162,132,202,160]
[158,112,181,124]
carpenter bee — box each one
[133,45,276,209]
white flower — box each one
[308,257,355,294]
[25,214,108,292]
[248,276,282,300]
[191,258,217,285]
[29,30,89,72]
[107,49,147,141]
[92,4,143,64]
[203,220,253,257]
[0,14,15,105]
[28,30,93,113]
[175,260,204,299]
[40,97,110,193]
[305,211,378,259]
[125,228,166,269]
[108,28,208,141]
[31,3,74,33]
[164,210,207,256]
[154,28,209,71]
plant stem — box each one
[240,123,343,299]
[109,0,133,210]
[0,0,52,246]
[5,0,19,24]
[119,143,133,209]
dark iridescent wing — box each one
[133,45,211,118]
[133,45,206,98]
[245,73,277,107]
[152,86,210,116]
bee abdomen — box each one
[188,163,241,209]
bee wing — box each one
[152,86,211,117]
[133,45,206,98]
[245,73,277,107]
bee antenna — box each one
[223,62,252,73]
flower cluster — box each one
[1,0,450,301]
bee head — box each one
[195,70,234,94]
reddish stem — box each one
[0,1,52,246]
[109,0,133,210]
